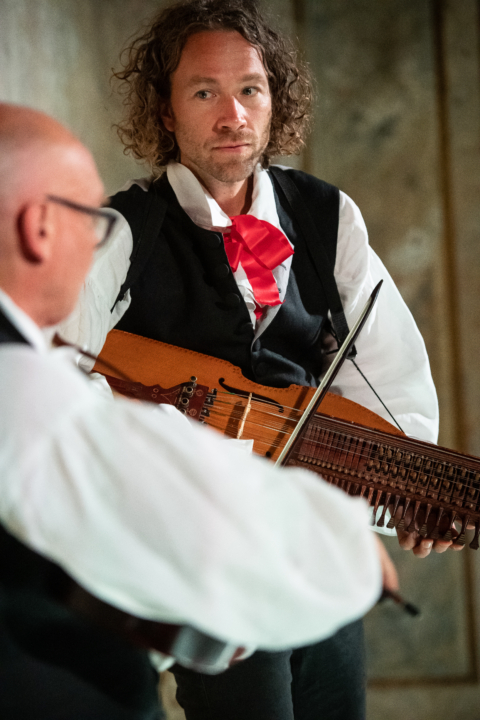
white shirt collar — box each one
[165,161,285,235]
[0,288,49,353]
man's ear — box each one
[160,101,176,133]
[17,201,55,264]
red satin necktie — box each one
[223,215,294,314]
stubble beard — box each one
[178,121,271,185]
[206,153,259,183]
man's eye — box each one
[242,87,258,96]
[196,90,212,99]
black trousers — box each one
[173,619,365,720]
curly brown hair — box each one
[113,0,313,172]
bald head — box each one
[0,102,77,149]
[0,104,105,327]
[0,105,93,214]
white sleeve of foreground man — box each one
[0,345,381,651]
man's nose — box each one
[216,96,247,131]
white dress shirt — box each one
[59,162,439,446]
[0,289,381,650]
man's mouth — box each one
[212,143,251,151]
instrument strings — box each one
[204,391,479,495]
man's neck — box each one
[180,162,254,217]
[207,176,253,217]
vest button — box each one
[225,292,240,307]
[255,362,269,376]
[206,234,222,248]
[213,264,230,279]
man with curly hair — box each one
[61,1,441,718]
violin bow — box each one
[275,279,383,468]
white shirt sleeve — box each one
[58,209,134,367]
[327,192,439,444]
[0,345,380,650]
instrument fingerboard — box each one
[289,413,480,548]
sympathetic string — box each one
[203,391,480,497]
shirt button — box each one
[225,292,240,307]
[213,264,230,279]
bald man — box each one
[0,103,380,719]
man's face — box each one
[162,30,272,187]
[46,144,105,324]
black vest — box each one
[0,309,161,720]
[0,305,31,345]
[112,168,339,388]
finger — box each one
[432,539,452,554]
[412,540,433,558]
[397,530,418,552]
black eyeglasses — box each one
[46,195,120,249]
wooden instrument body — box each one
[94,329,480,548]
[94,329,401,453]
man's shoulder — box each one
[268,166,341,265]
[109,178,150,208]
[108,178,156,242]
[269,165,339,204]
[268,166,341,237]
[0,345,91,427]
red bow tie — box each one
[223,215,294,310]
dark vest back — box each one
[113,168,339,388]
[0,311,161,719]
[0,305,31,345]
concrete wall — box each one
[2,0,480,717]
[0,0,168,193]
